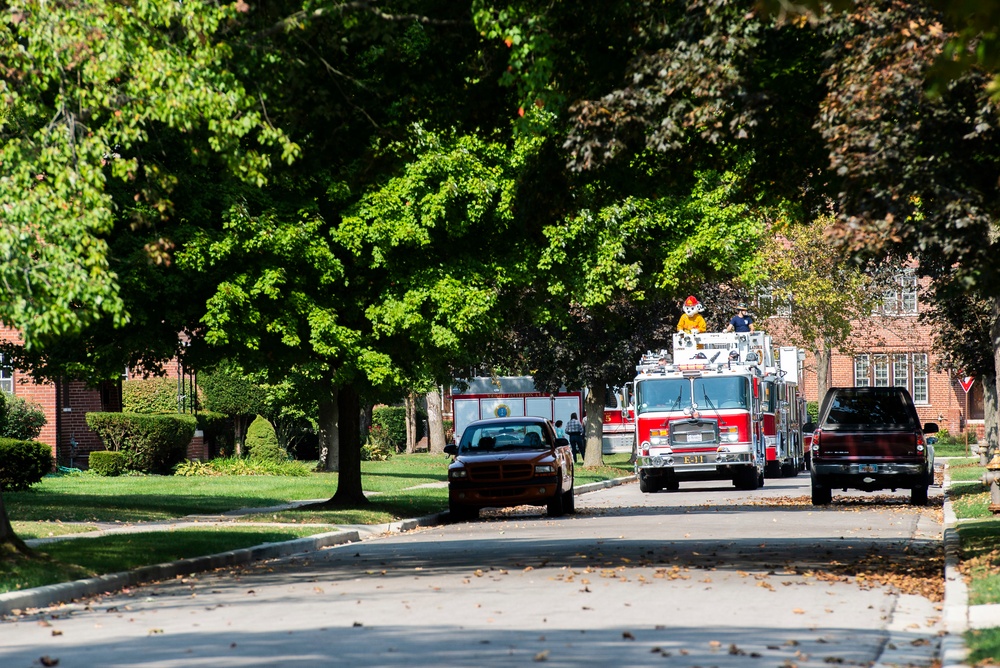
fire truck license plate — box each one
[686,433,702,442]
[683,455,706,464]
[859,464,878,473]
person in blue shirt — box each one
[725,303,755,333]
[554,420,566,439]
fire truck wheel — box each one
[734,467,759,490]
[547,485,566,517]
[765,462,781,478]
[664,478,680,491]
[638,471,661,493]
[811,482,832,505]
[910,485,928,506]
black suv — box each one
[804,387,937,505]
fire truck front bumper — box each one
[638,448,753,469]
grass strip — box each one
[966,627,1000,666]
[949,458,986,483]
[958,519,1000,606]
[0,526,331,594]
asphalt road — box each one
[0,473,944,667]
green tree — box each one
[748,215,879,401]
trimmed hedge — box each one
[0,438,53,491]
[123,378,180,414]
[85,412,197,474]
[89,450,127,477]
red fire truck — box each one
[761,346,806,478]
[632,331,775,493]
[449,377,583,444]
[602,386,635,455]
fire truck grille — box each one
[469,463,533,482]
[670,421,719,447]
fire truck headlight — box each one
[727,432,739,443]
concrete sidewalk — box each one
[0,476,636,617]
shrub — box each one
[0,395,46,440]
[174,456,309,476]
[85,412,196,474]
[362,424,393,461]
[89,450,128,477]
[123,378,181,414]
[198,370,267,416]
[245,415,287,464]
[0,438,53,491]
[372,406,406,451]
[196,410,232,458]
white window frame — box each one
[0,355,11,394]
[892,354,909,388]
[854,355,870,388]
[912,353,929,404]
[882,269,918,316]
[873,355,890,387]
[757,285,792,317]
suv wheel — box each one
[910,485,929,506]
[811,481,832,505]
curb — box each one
[942,464,971,668]
[0,476,635,617]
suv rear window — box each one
[820,388,918,430]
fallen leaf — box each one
[39,658,59,667]
[533,649,549,662]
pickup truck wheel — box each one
[639,471,661,493]
[449,501,479,521]
[811,482,832,505]
[547,484,566,517]
[910,485,929,506]
[562,487,576,514]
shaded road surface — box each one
[0,473,943,667]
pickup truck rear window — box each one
[821,390,918,430]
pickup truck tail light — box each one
[811,430,820,453]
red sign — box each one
[959,376,976,393]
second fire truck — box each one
[632,331,802,493]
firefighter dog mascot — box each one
[677,295,707,334]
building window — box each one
[0,355,11,394]
[873,355,889,387]
[912,353,929,404]
[881,269,918,315]
[854,352,929,404]
[892,354,909,388]
[854,355,870,387]
[757,285,792,317]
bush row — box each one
[0,438,52,491]
[86,412,197,474]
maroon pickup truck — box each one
[804,386,937,506]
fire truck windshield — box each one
[636,376,750,414]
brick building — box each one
[763,271,984,440]
[0,325,206,468]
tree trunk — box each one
[983,373,998,462]
[583,384,605,467]
[426,387,446,455]
[405,392,417,454]
[234,414,250,456]
[815,346,832,405]
[992,295,1000,461]
[317,387,339,472]
[330,383,367,505]
[0,493,31,556]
